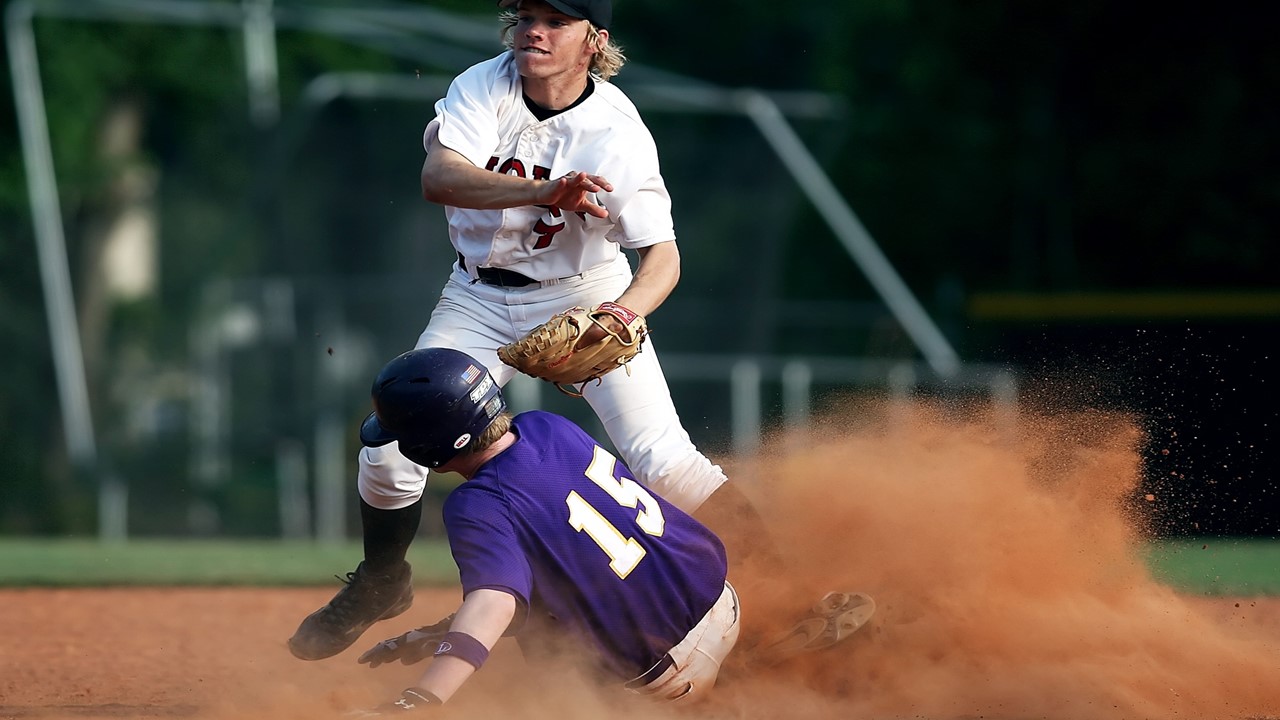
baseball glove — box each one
[497,301,648,396]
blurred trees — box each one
[619,1,1279,297]
[618,2,1279,538]
[0,4,402,533]
[1,0,1275,535]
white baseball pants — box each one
[626,581,741,702]
[356,253,728,514]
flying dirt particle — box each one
[717,398,1280,720]
[1145,494,1156,501]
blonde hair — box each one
[499,10,627,81]
[464,412,513,454]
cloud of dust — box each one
[706,396,1280,720]
[240,397,1280,720]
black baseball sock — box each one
[360,497,422,573]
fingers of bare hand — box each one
[576,324,606,349]
[600,315,624,333]
[563,172,612,193]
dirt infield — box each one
[4,402,1279,719]
[0,588,1278,719]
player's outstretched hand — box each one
[357,614,455,669]
[345,688,440,716]
[541,171,614,219]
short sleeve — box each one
[429,58,512,168]
[584,92,676,249]
[442,485,534,609]
[611,174,675,249]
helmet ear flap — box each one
[397,438,446,469]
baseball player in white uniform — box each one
[290,0,855,667]
[406,8,720,516]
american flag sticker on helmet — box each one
[461,365,482,384]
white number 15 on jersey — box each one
[565,446,666,579]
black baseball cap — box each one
[498,0,611,30]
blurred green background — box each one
[3,537,1278,595]
[1,0,1275,548]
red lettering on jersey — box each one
[497,158,527,177]
[483,161,583,250]
[531,218,565,249]
[487,158,548,181]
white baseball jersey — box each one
[358,51,729,518]
[424,52,676,281]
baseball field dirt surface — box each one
[1,588,1278,719]
[4,402,1279,719]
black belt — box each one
[458,254,538,288]
[624,653,675,690]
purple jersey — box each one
[441,411,728,680]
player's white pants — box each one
[357,253,728,514]
[626,581,740,702]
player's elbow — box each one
[421,170,447,205]
[460,588,521,638]
[420,152,459,205]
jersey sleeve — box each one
[610,172,676,249]
[591,92,677,249]
[442,485,534,612]
[426,55,514,168]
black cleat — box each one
[288,561,414,661]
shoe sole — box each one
[763,591,876,657]
[287,584,414,661]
